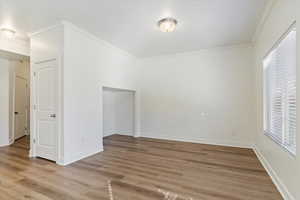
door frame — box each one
[10,72,16,145]
[30,57,63,164]
[12,75,29,143]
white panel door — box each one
[34,60,58,161]
[15,76,27,140]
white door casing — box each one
[14,76,28,140]
[33,59,58,161]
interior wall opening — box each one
[102,87,135,138]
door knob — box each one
[14,112,19,115]
[49,114,56,118]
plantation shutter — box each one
[263,26,296,155]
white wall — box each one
[0,37,30,56]
[103,88,134,137]
[0,55,29,146]
[62,23,139,164]
[0,58,10,146]
[254,0,298,199]
[30,23,257,165]
[138,45,255,147]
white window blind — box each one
[263,25,296,155]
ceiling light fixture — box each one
[1,28,16,39]
[158,18,178,33]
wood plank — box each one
[0,135,283,200]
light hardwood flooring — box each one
[0,134,282,200]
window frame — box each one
[263,21,297,156]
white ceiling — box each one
[0,0,269,57]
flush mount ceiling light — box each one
[158,18,178,33]
[0,28,16,39]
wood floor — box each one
[0,135,282,200]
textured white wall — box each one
[254,0,298,199]
[138,45,256,147]
[0,58,10,146]
[103,88,134,137]
[63,23,139,164]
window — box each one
[263,24,296,155]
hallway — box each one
[12,136,30,150]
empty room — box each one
[0,0,299,199]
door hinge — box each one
[33,105,37,110]
[33,139,36,144]
[33,72,36,76]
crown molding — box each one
[252,0,278,43]
[28,22,64,38]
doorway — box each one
[0,50,30,150]
[103,87,136,137]
[14,76,29,140]
[12,57,30,149]
[31,59,59,162]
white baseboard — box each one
[105,132,137,137]
[29,149,35,158]
[9,139,14,145]
[253,145,295,200]
[0,141,11,147]
[140,134,252,149]
[57,148,103,166]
